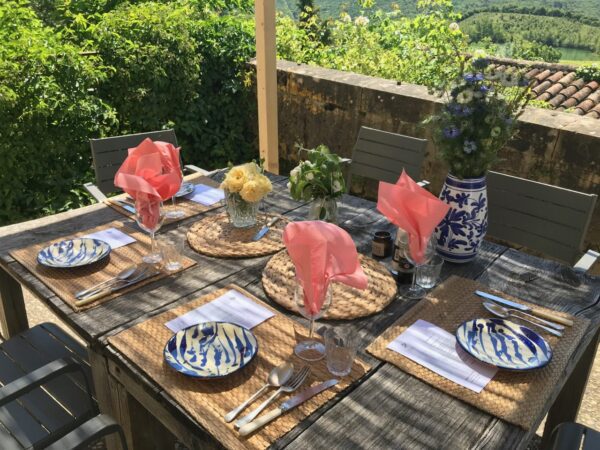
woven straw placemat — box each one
[108,285,370,450]
[9,221,196,312]
[262,251,397,320]
[106,175,222,221]
[187,213,288,258]
[366,275,589,430]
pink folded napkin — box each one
[377,170,450,264]
[114,138,182,229]
[283,221,368,316]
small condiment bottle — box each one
[372,231,393,259]
[391,227,414,285]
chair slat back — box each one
[348,126,427,186]
[89,130,178,194]
[487,171,597,264]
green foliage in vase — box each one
[576,64,600,82]
[277,0,469,89]
[288,145,346,202]
[0,0,117,223]
[426,55,533,179]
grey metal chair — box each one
[550,422,600,450]
[85,129,210,202]
[487,171,598,271]
[347,126,429,189]
[0,323,127,449]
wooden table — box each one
[0,171,598,450]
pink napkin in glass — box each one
[283,221,368,316]
[377,170,450,264]
[114,138,182,229]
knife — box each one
[75,269,160,307]
[475,290,574,327]
[252,216,281,241]
[115,200,136,214]
[238,379,338,436]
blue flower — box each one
[463,140,477,154]
[443,126,461,139]
[463,73,477,83]
[479,85,490,95]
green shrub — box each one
[0,1,116,224]
[576,64,600,82]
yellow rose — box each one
[240,180,263,203]
[255,174,272,196]
[221,166,247,193]
[243,162,259,176]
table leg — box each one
[541,328,600,449]
[0,266,28,339]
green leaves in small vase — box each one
[288,145,346,202]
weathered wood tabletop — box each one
[0,171,598,450]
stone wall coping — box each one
[249,58,600,140]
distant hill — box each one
[277,0,600,22]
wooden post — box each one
[255,0,279,174]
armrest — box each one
[84,182,108,202]
[573,249,599,273]
[0,357,95,413]
[45,414,129,450]
[184,164,210,175]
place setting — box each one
[187,162,289,259]
[106,138,225,222]
[107,220,373,449]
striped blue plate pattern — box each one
[164,322,258,378]
[456,318,552,371]
[175,182,195,198]
[37,238,111,268]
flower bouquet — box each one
[220,162,272,227]
[288,145,346,223]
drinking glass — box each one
[416,255,444,289]
[135,199,165,263]
[324,327,358,377]
[399,235,436,300]
[294,281,332,361]
[158,232,184,272]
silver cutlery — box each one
[76,264,151,299]
[252,216,281,241]
[235,366,310,428]
[483,301,564,331]
[239,379,338,436]
[482,301,563,337]
[475,290,573,327]
[224,362,294,423]
[75,267,159,306]
[75,265,139,299]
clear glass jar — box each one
[225,190,260,228]
[308,197,338,223]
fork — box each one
[235,366,310,428]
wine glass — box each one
[399,235,436,300]
[165,174,185,219]
[135,199,165,263]
[294,281,332,361]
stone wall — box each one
[250,60,600,250]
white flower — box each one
[303,161,314,168]
[456,89,474,104]
[290,166,300,177]
[340,12,351,23]
[333,180,342,192]
[472,49,487,59]
[287,182,292,189]
[354,16,369,26]
[449,22,459,32]
[486,69,501,81]
[306,172,314,181]
[500,72,518,87]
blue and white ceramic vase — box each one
[434,173,488,263]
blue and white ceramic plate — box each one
[174,182,195,198]
[37,238,111,268]
[456,318,552,371]
[164,322,258,378]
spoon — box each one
[75,265,139,299]
[482,301,563,337]
[224,362,294,423]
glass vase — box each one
[308,197,338,223]
[225,190,260,228]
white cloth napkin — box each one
[82,228,136,249]
[187,184,225,206]
[165,289,275,333]
[387,319,497,393]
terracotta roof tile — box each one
[485,56,600,119]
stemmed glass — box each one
[294,281,332,361]
[400,235,436,300]
[165,174,185,219]
[135,199,165,263]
